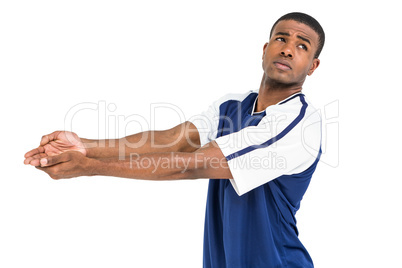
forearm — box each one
[89,151,200,180]
[82,122,200,159]
[82,131,157,159]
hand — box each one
[24,131,87,166]
[36,151,94,180]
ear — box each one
[307,58,320,76]
[262,43,268,59]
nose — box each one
[281,51,293,58]
[280,44,293,58]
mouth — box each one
[273,60,292,70]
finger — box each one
[24,146,45,158]
[40,152,70,167]
[40,131,62,147]
[24,153,48,166]
[24,148,45,164]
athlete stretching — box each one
[25,12,325,267]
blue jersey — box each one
[190,91,322,268]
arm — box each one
[83,121,200,158]
[36,141,233,181]
[24,121,200,166]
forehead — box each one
[272,20,319,46]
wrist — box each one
[85,157,102,176]
[82,138,97,158]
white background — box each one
[1,0,401,267]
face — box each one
[262,20,320,86]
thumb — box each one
[40,153,70,167]
[40,131,61,146]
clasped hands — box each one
[24,131,92,179]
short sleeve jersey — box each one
[190,90,322,268]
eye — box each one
[298,44,308,51]
[275,37,285,42]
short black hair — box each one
[269,12,325,59]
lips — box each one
[273,60,292,70]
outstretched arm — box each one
[24,121,200,166]
[36,141,233,181]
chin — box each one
[266,75,295,86]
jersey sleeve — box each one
[188,92,251,147]
[215,96,322,196]
[188,99,220,147]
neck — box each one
[254,73,303,113]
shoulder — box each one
[267,93,321,158]
[261,93,322,147]
[298,94,322,128]
[264,93,321,123]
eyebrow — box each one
[275,32,311,45]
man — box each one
[24,12,325,267]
